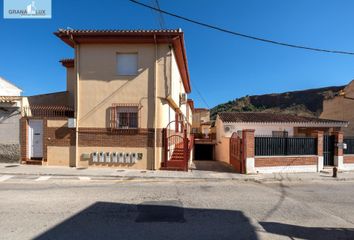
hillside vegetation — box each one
[210,86,344,120]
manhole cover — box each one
[136,200,185,223]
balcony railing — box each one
[23,105,74,118]
[193,132,216,140]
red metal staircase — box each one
[161,126,194,171]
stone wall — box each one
[0,108,20,163]
[0,144,20,163]
[0,108,20,144]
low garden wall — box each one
[255,156,318,173]
[0,144,20,163]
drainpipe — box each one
[153,35,158,170]
[69,34,80,168]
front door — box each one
[28,120,43,159]
[323,135,335,166]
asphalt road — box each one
[1,176,354,240]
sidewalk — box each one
[1,163,354,182]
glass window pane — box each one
[117,53,138,75]
[116,106,138,129]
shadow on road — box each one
[193,160,236,173]
[260,221,354,240]
[33,201,258,240]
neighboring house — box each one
[20,29,193,170]
[0,77,22,163]
[191,108,216,160]
[215,112,348,173]
[192,108,211,135]
[321,80,354,136]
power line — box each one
[191,81,211,109]
[152,0,165,29]
[129,0,354,56]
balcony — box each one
[193,132,216,144]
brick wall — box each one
[243,129,255,159]
[78,128,163,148]
[43,118,75,161]
[313,131,323,156]
[21,117,74,161]
[334,131,344,157]
[20,118,28,161]
[344,155,354,164]
[45,127,75,147]
[255,156,318,167]
[21,116,163,163]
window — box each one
[116,53,138,75]
[272,131,288,137]
[117,106,138,129]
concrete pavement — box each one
[1,162,354,182]
[1,178,354,239]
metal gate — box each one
[323,135,335,166]
[230,132,244,173]
[161,120,191,171]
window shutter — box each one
[111,105,117,130]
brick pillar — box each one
[242,129,256,174]
[311,131,323,172]
[334,131,344,169]
[20,118,28,162]
[43,118,48,162]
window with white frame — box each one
[117,106,138,129]
[116,53,138,75]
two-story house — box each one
[20,29,193,170]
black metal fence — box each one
[255,136,317,156]
[344,137,354,154]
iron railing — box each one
[255,136,317,156]
[23,105,74,118]
[193,132,216,140]
[344,137,354,154]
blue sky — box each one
[1,0,354,108]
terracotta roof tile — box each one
[56,29,182,34]
[0,96,21,103]
[59,59,74,68]
[218,112,348,125]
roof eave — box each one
[222,121,348,127]
[54,29,191,93]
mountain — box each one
[210,85,345,120]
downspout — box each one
[153,34,158,170]
[69,34,80,168]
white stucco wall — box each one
[0,77,22,96]
[170,50,182,107]
[220,122,295,138]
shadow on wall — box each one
[260,222,354,240]
[27,92,69,106]
[33,201,258,240]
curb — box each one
[0,171,256,182]
[1,171,354,183]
